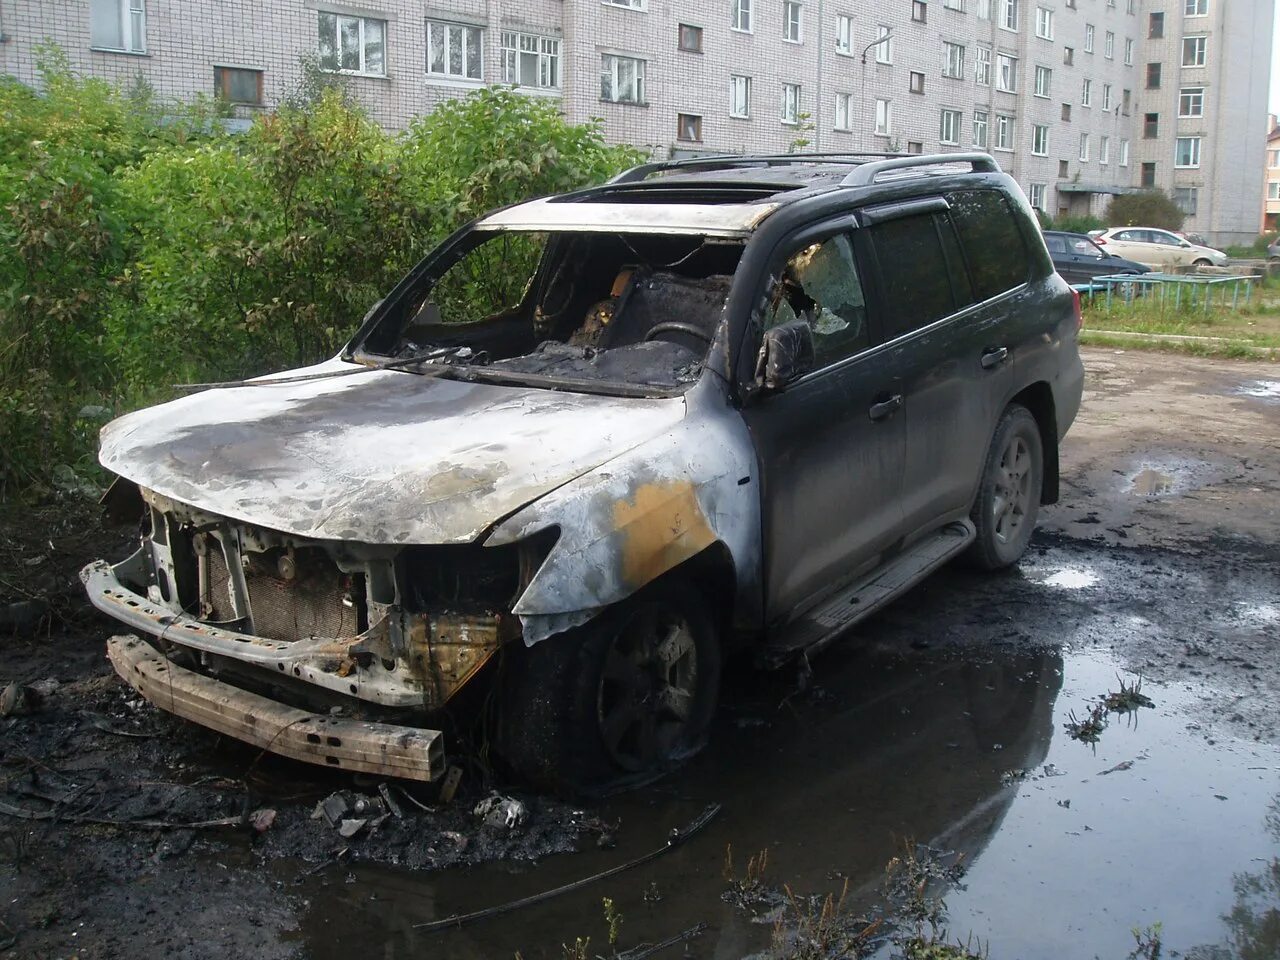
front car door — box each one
[739,221,908,626]
[1149,229,1189,265]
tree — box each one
[1104,190,1186,231]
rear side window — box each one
[947,190,1031,301]
[1044,235,1067,254]
[868,212,957,340]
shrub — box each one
[1105,190,1186,231]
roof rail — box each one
[609,152,909,184]
[840,153,1001,187]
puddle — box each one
[1026,565,1100,589]
[1132,467,1177,496]
[1237,380,1280,402]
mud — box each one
[2,347,1279,959]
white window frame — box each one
[944,0,965,9]
[1102,82,1112,110]
[1100,135,1110,164]
[999,0,1018,31]
[836,14,853,55]
[601,0,645,9]
[90,0,146,53]
[972,110,989,147]
[1031,123,1049,155]
[500,31,560,89]
[782,1,803,42]
[1034,64,1051,97]
[940,108,962,144]
[875,98,892,135]
[875,24,893,63]
[426,20,483,81]
[730,74,752,117]
[1175,136,1202,168]
[1082,77,1092,106]
[1178,86,1204,117]
[975,45,991,85]
[1184,0,1208,15]
[835,92,853,130]
[1268,182,1280,201]
[995,112,1014,150]
[677,113,703,142]
[1124,39,1134,65]
[943,41,965,78]
[996,53,1017,92]
[1029,183,1046,210]
[600,53,646,103]
[731,0,753,32]
[1084,24,1095,53]
[319,12,387,77]
[1035,6,1053,39]
[976,0,992,19]
[1104,31,1114,60]
[1079,132,1090,161]
[1119,139,1130,165]
[781,81,801,124]
[1182,36,1207,66]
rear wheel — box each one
[966,404,1043,571]
[494,584,720,793]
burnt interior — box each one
[359,230,746,389]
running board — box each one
[768,519,976,663]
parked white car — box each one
[1093,227,1228,268]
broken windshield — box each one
[357,229,745,394]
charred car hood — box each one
[99,362,687,545]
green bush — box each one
[1105,190,1186,231]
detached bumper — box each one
[107,635,446,782]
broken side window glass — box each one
[765,233,869,368]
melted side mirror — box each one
[755,320,815,392]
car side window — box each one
[764,233,870,369]
[1045,235,1067,254]
[946,190,1031,301]
[868,212,958,339]
[1073,238,1106,258]
[1150,231,1178,246]
[1114,230,1138,242]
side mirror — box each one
[755,320,815,391]
[1180,241,1193,248]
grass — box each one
[1081,285,1280,360]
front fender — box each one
[487,401,760,644]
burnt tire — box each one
[493,583,721,794]
[966,403,1043,571]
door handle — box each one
[869,394,903,421]
[980,346,1009,369]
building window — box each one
[1269,182,1280,201]
[500,32,560,88]
[1079,133,1090,161]
[875,98,892,135]
[1175,136,1202,167]
[1271,150,1280,168]
[213,66,262,105]
[678,23,703,52]
[1035,7,1053,39]
[677,113,702,141]
[731,0,753,32]
[940,108,962,144]
[943,41,965,78]
[1179,86,1204,117]
[1182,36,1207,66]
[1100,135,1110,164]
[1034,65,1051,97]
[730,74,752,117]
[1000,0,1018,31]
[1146,63,1161,89]
[781,82,801,123]
[318,13,386,76]
[910,71,926,94]
[90,0,145,53]
[1029,183,1046,210]
[996,53,1017,92]
[1063,46,1074,65]
[427,20,483,80]
[1174,186,1198,215]
[972,110,988,147]
[1059,159,1070,178]
[1144,112,1158,138]
[1084,24,1094,53]
[975,45,991,85]
[907,141,924,154]
[944,0,965,9]
[1032,123,1048,155]
[1061,102,1071,121]
[1141,162,1156,187]
[995,113,1013,149]
[1185,0,1207,15]
[1102,83,1112,110]
[1124,39,1134,65]
[875,25,893,63]
[1149,12,1164,37]
[1082,78,1092,106]
[602,0,645,8]
[782,1,803,42]
[1122,88,1131,114]
[912,0,928,23]
[601,53,646,102]
[836,15,853,54]
[1104,31,1114,59]
[976,0,991,19]
[1120,139,1130,165]
[835,92,852,130]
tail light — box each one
[1071,288,1083,331]
[1095,236,1107,245]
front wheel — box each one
[494,584,721,793]
[1193,258,1213,267]
[966,404,1044,571]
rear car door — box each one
[740,221,908,623]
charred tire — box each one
[966,403,1043,571]
[494,583,721,794]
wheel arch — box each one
[1008,381,1059,504]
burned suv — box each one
[84,153,1083,790]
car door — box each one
[1044,234,1078,282]
[1068,235,1115,280]
[1108,229,1152,265]
[739,221,908,624]
[1149,229,1188,265]
[859,191,1018,537]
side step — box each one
[769,519,976,662]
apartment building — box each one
[1262,116,1279,232]
[0,0,1271,243]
